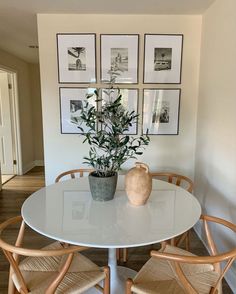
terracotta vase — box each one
[125,162,152,206]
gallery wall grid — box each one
[56,33,183,135]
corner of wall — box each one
[22,161,35,174]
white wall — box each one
[37,14,202,185]
[194,0,236,290]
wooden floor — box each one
[1,175,15,185]
[0,167,233,293]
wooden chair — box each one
[0,216,110,294]
[126,214,236,294]
[150,172,193,193]
[118,172,194,263]
[55,168,94,182]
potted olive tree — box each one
[78,73,150,201]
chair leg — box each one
[185,231,190,251]
[175,231,190,250]
[117,248,128,263]
[123,248,128,263]
[116,248,120,261]
[126,278,133,294]
[103,266,110,294]
[170,237,175,246]
[8,267,17,294]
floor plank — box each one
[0,167,233,293]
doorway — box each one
[0,67,22,184]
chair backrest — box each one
[55,168,94,183]
[151,172,193,193]
[0,216,86,294]
[199,215,236,272]
[152,214,236,294]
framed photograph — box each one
[142,89,180,135]
[57,33,96,83]
[100,34,139,84]
[144,34,183,84]
[102,88,138,134]
[59,87,96,134]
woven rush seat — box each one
[11,241,106,294]
[131,245,220,294]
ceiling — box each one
[0,0,215,63]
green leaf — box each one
[86,93,94,99]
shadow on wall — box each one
[194,157,236,226]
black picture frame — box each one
[143,34,183,84]
[100,34,139,84]
[59,87,97,134]
[142,88,181,135]
[57,33,97,84]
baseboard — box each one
[194,224,236,293]
[22,160,44,174]
[34,160,44,166]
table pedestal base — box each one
[85,248,137,294]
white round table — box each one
[21,176,201,294]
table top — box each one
[21,176,201,248]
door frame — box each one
[0,65,23,175]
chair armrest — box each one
[0,236,88,257]
[150,249,235,264]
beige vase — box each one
[125,162,152,206]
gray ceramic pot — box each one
[88,172,118,201]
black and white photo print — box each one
[154,48,172,71]
[110,48,128,72]
[68,47,86,71]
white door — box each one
[0,72,14,174]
